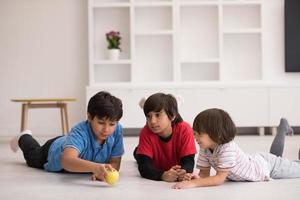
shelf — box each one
[223,4,261,30]
[135,36,173,82]
[181,63,219,81]
[135,0,171,2]
[135,6,172,33]
[222,0,262,6]
[180,5,219,62]
[134,2,172,7]
[92,0,130,8]
[222,34,261,81]
[94,64,131,83]
[93,7,130,60]
[179,1,219,6]
[223,28,261,34]
[94,59,131,65]
[181,58,220,64]
[135,30,173,36]
[89,0,262,85]
[87,81,300,90]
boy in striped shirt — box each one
[172,108,300,189]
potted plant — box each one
[106,31,121,60]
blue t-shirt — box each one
[44,120,124,172]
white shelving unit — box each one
[87,0,300,133]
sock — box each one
[10,129,32,153]
[270,118,293,157]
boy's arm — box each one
[199,168,210,178]
[172,170,229,189]
[61,147,112,176]
[180,154,195,173]
[108,157,122,171]
[135,153,164,181]
[177,154,195,181]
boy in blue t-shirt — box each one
[10,91,124,181]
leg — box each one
[60,104,66,135]
[10,130,32,152]
[133,146,138,161]
[270,118,293,157]
[21,103,28,131]
[258,127,265,136]
[18,134,44,168]
[18,135,61,169]
[63,103,69,134]
[260,153,300,179]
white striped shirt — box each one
[196,141,268,181]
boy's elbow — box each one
[212,175,227,186]
[61,153,69,170]
[215,179,226,186]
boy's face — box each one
[88,115,117,143]
[146,109,173,138]
[194,131,217,150]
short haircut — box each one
[193,108,237,144]
[87,91,123,121]
[143,93,183,124]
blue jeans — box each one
[258,152,300,179]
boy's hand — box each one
[176,169,187,181]
[181,173,192,181]
[91,164,114,181]
[91,174,104,181]
[161,165,181,182]
[172,180,197,189]
[191,174,200,179]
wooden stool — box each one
[11,98,76,135]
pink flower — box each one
[106,31,121,50]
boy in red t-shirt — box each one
[134,93,197,182]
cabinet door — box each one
[221,4,262,81]
[178,88,269,127]
[221,88,269,127]
[134,4,174,82]
[177,88,222,125]
[270,88,300,126]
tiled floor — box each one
[0,135,300,200]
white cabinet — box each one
[269,87,300,126]
[88,0,131,84]
[88,0,262,85]
[179,3,220,81]
[87,0,297,130]
[177,87,269,127]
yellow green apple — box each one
[105,170,119,185]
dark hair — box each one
[143,93,183,124]
[193,108,236,144]
[87,91,123,121]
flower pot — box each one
[108,49,120,60]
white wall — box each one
[0,0,88,136]
[0,0,299,136]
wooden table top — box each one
[11,98,76,103]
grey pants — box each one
[258,152,300,179]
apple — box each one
[105,170,119,185]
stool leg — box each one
[63,103,70,134]
[21,104,28,132]
[60,104,66,135]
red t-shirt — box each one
[136,121,197,171]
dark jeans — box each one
[18,134,62,169]
[133,146,138,160]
